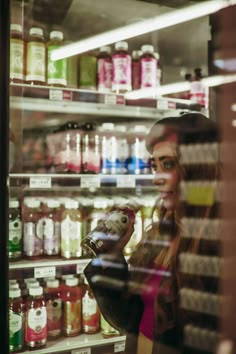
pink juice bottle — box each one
[132,50,142,90]
[140,44,157,89]
[112,41,131,93]
[97,46,112,92]
[81,122,101,174]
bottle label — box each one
[190,81,207,107]
[82,293,97,316]
[26,42,46,82]
[64,300,81,334]
[141,58,157,88]
[9,219,22,254]
[112,54,131,90]
[79,56,97,89]
[117,137,129,173]
[26,307,47,342]
[129,139,150,174]
[82,293,99,331]
[23,222,36,255]
[10,39,24,80]
[48,45,67,86]
[9,311,23,349]
[82,145,100,173]
[98,58,112,91]
[101,136,118,173]
[47,298,62,335]
[42,218,60,255]
[61,216,82,257]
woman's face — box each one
[151,141,180,211]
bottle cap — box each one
[154,52,160,60]
[116,125,126,133]
[65,278,79,286]
[132,50,142,59]
[9,288,21,298]
[134,125,148,133]
[65,200,79,209]
[9,279,18,284]
[24,199,40,208]
[9,200,19,208]
[115,41,128,50]
[100,45,112,54]
[141,45,154,54]
[50,30,63,40]
[24,278,35,284]
[29,286,43,296]
[9,283,20,290]
[10,24,22,33]
[61,274,75,280]
[47,199,60,208]
[29,27,43,37]
[46,279,59,288]
[94,198,108,209]
[101,122,115,131]
[26,280,40,289]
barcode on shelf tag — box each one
[80,176,101,188]
[29,176,51,189]
[157,99,168,110]
[76,263,87,274]
[114,341,126,352]
[71,348,91,354]
[49,89,63,101]
[117,176,135,188]
[104,94,117,105]
[34,266,56,279]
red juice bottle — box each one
[82,283,100,334]
[140,44,157,89]
[97,45,112,92]
[25,286,47,349]
[132,50,142,90]
[112,41,131,93]
[45,279,62,339]
[9,288,24,353]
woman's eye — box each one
[163,160,176,170]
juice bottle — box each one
[10,24,24,83]
[9,199,22,261]
[82,284,100,334]
[97,46,112,92]
[128,125,151,175]
[63,278,83,336]
[9,288,24,353]
[140,44,157,89]
[69,122,82,173]
[45,279,62,338]
[79,54,97,90]
[66,41,78,88]
[100,122,118,174]
[47,31,67,87]
[116,124,129,174]
[23,199,43,259]
[42,199,61,256]
[81,122,100,174]
[132,50,142,90]
[25,286,47,349]
[26,27,46,85]
[61,199,82,259]
[154,51,162,87]
[112,41,131,93]
[100,313,120,338]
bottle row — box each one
[23,122,152,175]
[9,275,119,352]
[179,253,220,277]
[184,324,219,353]
[181,217,221,241]
[10,24,161,92]
[9,194,157,261]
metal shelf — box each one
[9,257,90,270]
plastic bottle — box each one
[128,125,151,175]
[63,278,83,336]
[81,200,140,256]
[9,199,22,261]
[82,283,100,334]
[100,313,120,338]
[81,122,100,174]
[42,199,61,256]
[79,54,97,90]
[61,199,82,259]
[97,46,112,92]
[26,27,46,85]
[100,123,118,174]
[190,67,207,107]
[140,44,157,89]
[116,124,129,174]
[10,24,24,83]
[65,41,78,88]
[47,31,67,87]
[23,199,43,259]
[25,286,47,349]
[112,41,131,93]
[154,52,162,87]
[45,279,62,338]
[9,288,24,353]
[132,50,142,90]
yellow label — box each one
[186,184,215,206]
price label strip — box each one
[80,176,101,189]
[34,266,56,279]
[72,348,91,354]
[114,341,126,352]
[117,176,135,188]
[29,176,51,189]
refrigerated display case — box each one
[0,0,236,353]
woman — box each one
[84,112,220,354]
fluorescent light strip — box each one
[51,0,234,60]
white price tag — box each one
[80,176,101,189]
[157,99,168,110]
[117,176,135,188]
[34,266,56,279]
[71,348,91,354]
[76,262,87,274]
[114,341,126,352]
[49,89,63,101]
[104,94,117,105]
[29,176,51,189]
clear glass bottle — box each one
[10,24,24,83]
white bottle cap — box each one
[133,125,148,133]
[154,52,160,60]
[132,50,142,59]
[24,278,35,284]
[101,123,115,131]
[65,200,79,209]
[25,199,40,208]
[115,41,128,50]
[29,27,43,37]
[10,24,22,33]
[94,198,108,209]
[47,199,60,208]
[100,46,111,54]
[46,279,59,288]
[26,280,40,289]
[29,286,43,296]
[61,274,75,280]
[141,45,154,54]
[50,30,63,40]
[9,279,18,284]
[10,283,20,290]
[9,200,20,208]
[116,125,126,133]
[65,278,79,286]
[9,288,21,298]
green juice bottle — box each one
[47,31,67,87]
[9,288,24,353]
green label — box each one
[10,39,24,80]
[48,45,67,86]
[9,311,23,350]
[9,219,22,253]
[79,55,97,89]
[26,42,46,82]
